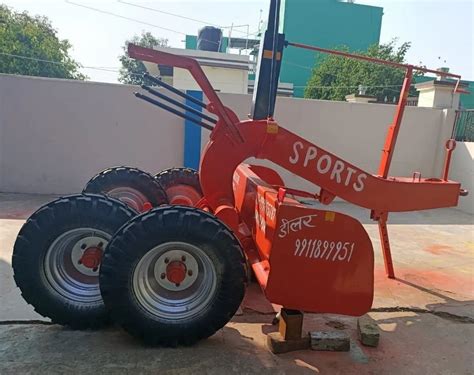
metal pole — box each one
[287,42,462,80]
[377,67,413,178]
[267,0,281,118]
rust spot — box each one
[424,244,453,255]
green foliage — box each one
[0,5,86,80]
[119,32,168,85]
[304,40,421,102]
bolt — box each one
[160,273,166,279]
[93,267,98,272]
[164,258,169,264]
[181,255,186,262]
[78,259,82,265]
[188,270,193,276]
[175,283,180,287]
[81,244,87,249]
[98,242,104,248]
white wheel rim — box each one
[44,228,110,304]
[108,187,149,212]
[132,242,217,321]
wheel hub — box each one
[44,229,110,303]
[154,249,199,291]
[134,243,217,319]
[79,247,103,270]
[70,236,107,276]
[166,261,187,285]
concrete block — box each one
[309,331,350,352]
[266,332,310,354]
[357,315,380,347]
[279,309,303,340]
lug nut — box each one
[164,258,169,264]
[93,267,98,272]
[160,273,166,279]
[78,260,82,265]
[188,270,193,276]
[175,283,180,287]
[98,242,104,248]
[81,244,87,249]
[181,255,186,262]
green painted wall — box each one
[280,0,383,97]
[461,82,474,109]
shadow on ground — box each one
[1,274,473,374]
[0,193,60,220]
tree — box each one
[119,32,168,85]
[0,5,86,80]
[304,40,421,102]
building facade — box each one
[280,0,383,97]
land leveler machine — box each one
[13,0,467,346]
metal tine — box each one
[143,73,208,109]
[134,92,214,131]
[141,85,217,124]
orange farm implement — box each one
[12,0,467,346]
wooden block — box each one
[309,331,350,352]
[278,308,303,341]
[267,332,310,354]
[357,315,380,347]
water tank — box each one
[197,26,223,52]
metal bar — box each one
[377,213,395,279]
[143,73,207,109]
[287,41,462,79]
[134,92,214,131]
[142,85,217,124]
[442,139,457,181]
[129,44,243,143]
[268,0,281,118]
[378,67,413,178]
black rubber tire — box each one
[100,206,246,346]
[83,166,168,211]
[154,167,202,196]
[12,194,136,329]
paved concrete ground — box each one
[1,193,473,374]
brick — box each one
[309,331,350,352]
[357,315,380,347]
[279,309,303,340]
[266,332,310,354]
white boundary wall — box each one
[0,74,184,194]
[1,74,470,214]
[450,142,474,214]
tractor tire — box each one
[100,206,246,346]
[12,194,136,329]
[83,166,167,212]
[154,167,203,206]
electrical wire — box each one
[0,51,142,77]
[65,0,242,47]
[0,53,416,91]
[65,0,187,35]
[117,0,220,28]
[117,0,261,39]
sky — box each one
[2,0,473,82]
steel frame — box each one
[127,26,466,313]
